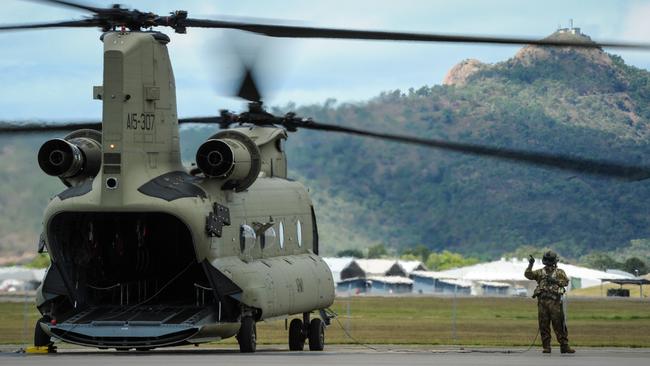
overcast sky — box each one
[0,0,649,121]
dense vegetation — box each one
[1,40,650,264]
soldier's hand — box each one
[528,255,535,265]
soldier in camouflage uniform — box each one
[524,251,575,354]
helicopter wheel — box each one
[34,316,52,347]
[237,316,257,353]
[308,318,325,351]
[288,318,305,351]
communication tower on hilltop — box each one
[557,19,582,36]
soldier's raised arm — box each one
[524,255,539,280]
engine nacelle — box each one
[37,129,102,187]
[196,130,261,192]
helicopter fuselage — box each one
[34,30,334,349]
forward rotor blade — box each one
[0,19,97,31]
[30,0,102,13]
[183,18,650,50]
[294,120,650,181]
[0,121,101,133]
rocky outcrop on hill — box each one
[442,58,488,86]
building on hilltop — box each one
[554,19,592,41]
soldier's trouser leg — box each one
[550,300,569,346]
[537,300,552,349]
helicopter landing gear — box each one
[288,312,325,351]
[237,316,257,353]
[34,316,51,346]
[308,318,325,351]
[288,318,305,350]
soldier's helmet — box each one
[542,251,559,266]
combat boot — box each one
[542,347,551,353]
[560,345,575,354]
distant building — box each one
[411,272,471,295]
[322,257,355,283]
[480,281,511,296]
[554,20,593,42]
[557,27,582,36]
[337,276,413,294]
[400,260,428,273]
[339,259,426,280]
[418,258,631,296]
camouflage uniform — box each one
[525,257,574,353]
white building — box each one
[322,257,355,283]
[339,259,426,280]
[411,258,629,296]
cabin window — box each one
[279,221,285,249]
[240,224,256,253]
[296,220,303,247]
[261,226,276,250]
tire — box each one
[308,318,325,351]
[34,317,51,347]
[288,319,304,351]
[237,316,257,353]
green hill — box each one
[1,31,649,261]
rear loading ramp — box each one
[46,305,216,348]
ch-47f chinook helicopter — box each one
[2,0,650,354]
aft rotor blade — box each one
[0,19,97,31]
[183,18,650,50]
[0,121,101,133]
[237,68,262,102]
[294,120,650,181]
[178,116,226,124]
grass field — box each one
[1,296,649,347]
[569,283,649,298]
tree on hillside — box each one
[622,257,648,276]
[401,244,431,262]
[337,249,363,258]
[426,250,479,271]
[367,244,388,259]
[581,252,621,271]
[504,245,557,261]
